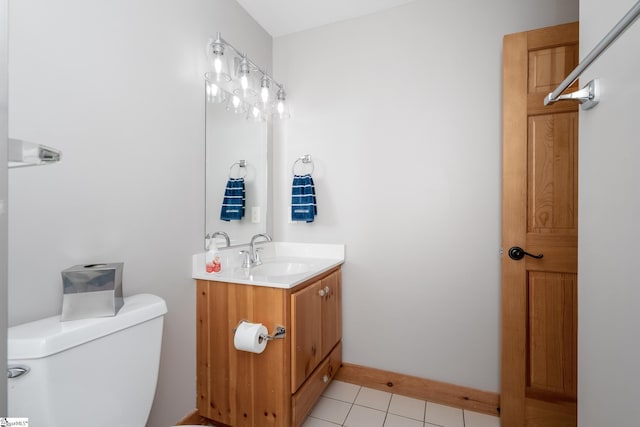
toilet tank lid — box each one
[8,293,168,360]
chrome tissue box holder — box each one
[60,263,124,321]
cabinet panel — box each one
[291,281,322,392]
[196,280,289,427]
[292,342,342,427]
[321,270,342,359]
[197,280,232,424]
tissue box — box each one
[61,263,124,321]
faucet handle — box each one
[254,247,264,266]
[239,250,251,268]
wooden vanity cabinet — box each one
[196,267,342,427]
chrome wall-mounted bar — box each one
[8,138,62,168]
[550,78,600,110]
[544,0,640,110]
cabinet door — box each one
[321,270,342,359]
[291,280,322,392]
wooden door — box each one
[501,22,579,427]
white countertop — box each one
[192,242,345,289]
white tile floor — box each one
[303,381,500,427]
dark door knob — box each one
[508,246,544,260]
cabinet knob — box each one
[322,374,329,383]
[319,286,330,297]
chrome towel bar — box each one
[544,0,640,109]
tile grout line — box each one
[381,391,394,427]
[424,398,428,426]
[340,385,363,426]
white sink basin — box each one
[249,261,314,277]
[192,242,345,288]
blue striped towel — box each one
[291,174,317,222]
[220,177,245,221]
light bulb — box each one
[226,94,245,114]
[248,105,262,122]
[207,34,231,83]
[260,74,270,104]
[273,85,290,119]
[206,82,226,104]
[234,54,256,99]
[211,42,224,80]
[210,83,219,97]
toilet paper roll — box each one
[233,321,268,354]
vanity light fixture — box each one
[275,85,290,120]
[260,73,270,105]
[205,32,289,121]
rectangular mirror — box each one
[205,99,269,248]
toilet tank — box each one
[7,293,167,427]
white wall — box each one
[273,0,578,393]
[8,0,271,425]
[579,0,640,424]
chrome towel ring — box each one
[292,154,314,176]
[229,160,247,179]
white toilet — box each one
[7,293,167,427]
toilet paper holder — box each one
[234,320,286,341]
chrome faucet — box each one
[249,233,272,266]
[207,231,230,247]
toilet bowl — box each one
[7,293,167,427]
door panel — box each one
[528,46,579,94]
[501,21,579,427]
[528,272,577,398]
[528,113,578,233]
